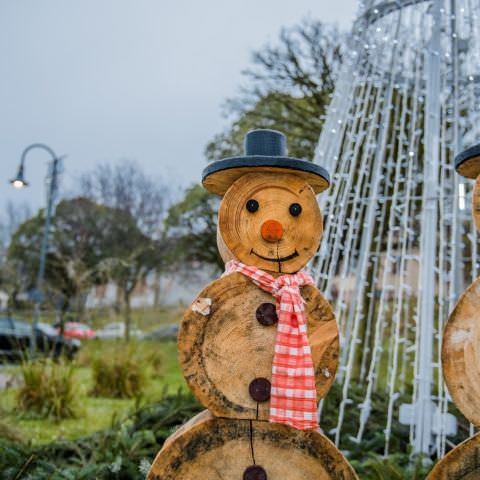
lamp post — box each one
[9,143,64,354]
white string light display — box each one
[310,0,480,457]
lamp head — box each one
[9,164,28,189]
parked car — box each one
[95,322,143,339]
[0,317,80,361]
[54,321,96,340]
[144,324,179,341]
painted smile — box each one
[250,249,299,263]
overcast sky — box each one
[0,0,357,212]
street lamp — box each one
[9,143,65,354]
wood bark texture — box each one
[474,175,480,232]
[178,272,339,420]
[426,432,480,479]
[457,158,480,179]
[218,173,323,274]
[442,276,480,426]
[147,410,358,480]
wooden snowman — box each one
[427,145,480,479]
[147,129,357,480]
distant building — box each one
[329,249,419,303]
[85,266,217,309]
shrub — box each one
[351,452,431,480]
[0,419,23,443]
[91,342,148,398]
[0,391,201,480]
[142,341,166,378]
[17,359,78,420]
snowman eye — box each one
[289,203,302,217]
[246,199,259,213]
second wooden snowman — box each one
[427,144,480,479]
[148,129,357,479]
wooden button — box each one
[249,378,271,402]
[243,465,267,480]
[255,303,278,326]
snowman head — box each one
[217,172,322,273]
[455,144,480,232]
[203,129,330,273]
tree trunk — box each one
[123,289,132,343]
[152,270,161,307]
[124,290,132,342]
[178,272,339,421]
[147,410,357,480]
[58,298,70,338]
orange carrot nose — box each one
[261,219,283,242]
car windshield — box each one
[37,322,58,336]
[14,320,32,335]
[67,323,90,331]
[103,324,121,330]
[0,317,14,329]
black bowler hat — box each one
[455,143,480,179]
[202,129,330,196]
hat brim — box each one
[455,144,480,179]
[202,156,330,195]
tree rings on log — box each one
[178,272,339,420]
[442,276,480,426]
[426,432,480,479]
[473,175,480,232]
[217,173,323,274]
[147,411,358,480]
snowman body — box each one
[147,130,357,480]
[428,148,480,479]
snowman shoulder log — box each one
[442,276,480,426]
[147,410,358,480]
[178,272,339,420]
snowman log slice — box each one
[217,173,323,274]
[426,432,480,479]
[147,411,357,480]
[442,277,480,426]
[179,273,338,419]
[474,175,480,232]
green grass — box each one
[10,304,185,332]
[0,340,186,445]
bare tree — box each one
[205,18,344,162]
[0,201,32,312]
[78,160,170,340]
[0,201,32,254]
[79,160,167,238]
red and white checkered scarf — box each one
[224,259,318,430]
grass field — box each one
[11,303,185,331]
[0,306,186,445]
